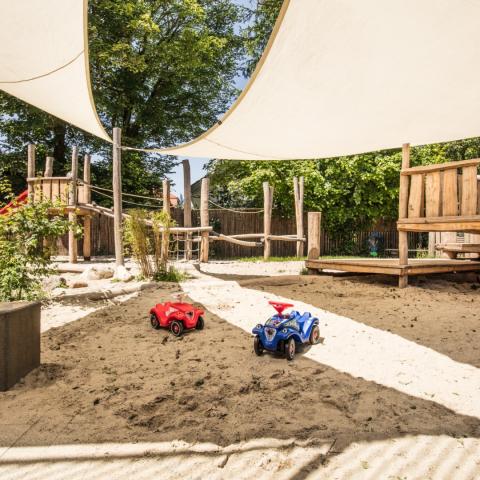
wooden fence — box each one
[54,208,426,259]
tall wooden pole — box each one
[293,176,304,257]
[398,143,410,288]
[307,212,322,260]
[83,154,92,261]
[68,146,79,264]
[200,178,210,263]
[112,127,124,267]
[182,160,193,260]
[263,181,274,260]
[162,179,170,215]
[27,144,36,200]
[160,179,171,270]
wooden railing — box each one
[27,177,87,204]
[398,159,480,224]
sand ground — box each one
[1,261,479,478]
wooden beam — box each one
[425,171,441,217]
[83,154,91,204]
[112,127,124,267]
[398,144,410,284]
[182,159,192,260]
[200,178,209,262]
[263,182,273,260]
[307,212,322,260]
[401,158,480,175]
[461,165,478,216]
[43,157,54,202]
[293,176,304,257]
[27,144,36,200]
[162,178,170,215]
[68,146,79,264]
[407,173,424,218]
[442,168,458,216]
[44,156,54,177]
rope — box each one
[90,187,161,209]
[208,199,263,214]
[84,182,163,202]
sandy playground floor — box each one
[0,260,479,479]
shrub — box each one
[0,182,80,301]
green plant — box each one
[153,267,189,283]
[124,208,178,280]
[0,181,80,301]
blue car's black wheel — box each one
[254,336,264,356]
[285,338,296,361]
[309,325,320,345]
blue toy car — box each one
[252,301,321,361]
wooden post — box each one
[27,144,36,200]
[44,156,54,177]
[68,147,79,264]
[183,160,193,260]
[43,156,54,202]
[200,178,210,263]
[398,143,410,288]
[293,176,304,257]
[112,127,124,267]
[83,154,91,261]
[263,182,274,260]
[162,179,170,215]
[161,179,171,267]
[307,212,322,260]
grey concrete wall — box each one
[0,301,40,391]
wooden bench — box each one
[435,243,480,259]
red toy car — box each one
[149,301,205,336]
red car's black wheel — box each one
[309,325,320,345]
[254,335,264,356]
[196,316,205,330]
[150,313,160,330]
[170,320,184,337]
[285,338,296,361]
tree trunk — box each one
[52,121,67,171]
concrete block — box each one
[0,301,40,391]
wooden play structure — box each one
[22,127,308,265]
[306,144,480,287]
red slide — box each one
[0,190,28,215]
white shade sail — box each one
[2,0,480,159]
[155,0,480,159]
[0,0,110,143]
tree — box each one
[0,0,247,201]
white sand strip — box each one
[313,435,480,480]
[41,292,139,333]
[180,268,480,420]
[0,438,332,480]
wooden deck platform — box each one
[305,258,480,278]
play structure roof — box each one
[2,0,480,159]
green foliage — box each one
[153,267,189,282]
[124,208,176,279]
[208,139,480,236]
[0,182,79,301]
